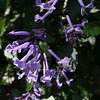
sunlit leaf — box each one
[26,82,33,91]
[4,49,13,59]
[0,18,6,37]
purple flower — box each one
[78,0,94,16]
[6,42,31,55]
[43,2,56,11]
[26,69,39,83]
[32,28,46,33]
[33,83,43,99]
[56,72,62,89]
[58,57,70,64]
[40,53,55,87]
[58,57,75,72]
[14,83,42,100]
[35,10,53,22]
[35,0,41,6]
[6,41,19,54]
[35,0,56,12]
[13,46,34,70]
[13,47,41,82]
[40,69,54,87]
[58,57,74,86]
[27,60,40,72]
[6,26,75,99]
[35,0,58,22]
[13,56,26,70]
[72,18,88,28]
[32,28,47,41]
[14,92,29,100]
[9,31,30,35]
[17,37,29,43]
[62,71,73,86]
[26,52,41,71]
[63,15,88,42]
[34,14,41,22]
[48,49,61,61]
[16,72,25,80]
[47,49,74,87]
[66,15,84,34]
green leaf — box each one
[4,49,13,59]
[6,64,13,72]
[26,82,33,91]
[42,96,55,100]
[83,21,100,37]
[0,0,10,14]
[90,7,100,13]
[67,0,93,19]
[0,18,6,37]
[77,85,92,99]
[88,37,96,46]
[39,41,50,57]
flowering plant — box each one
[1,0,100,100]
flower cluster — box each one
[35,0,58,22]
[6,0,94,99]
[63,0,94,42]
[6,29,74,100]
[14,83,42,100]
[63,15,88,42]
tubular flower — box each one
[35,0,58,22]
[14,83,42,100]
[48,49,74,87]
[6,28,74,99]
[63,15,88,42]
[78,0,94,16]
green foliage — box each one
[84,21,100,37]
[0,18,6,37]
[0,0,10,15]
[26,82,33,92]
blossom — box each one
[63,15,88,42]
[56,72,62,89]
[32,28,47,41]
[48,49,74,87]
[16,72,25,80]
[58,57,74,86]
[13,46,34,70]
[6,27,75,99]
[40,53,55,87]
[34,10,53,23]
[35,0,56,12]
[6,42,31,55]
[58,57,70,64]
[26,69,39,83]
[78,0,94,16]
[14,83,42,100]
[8,31,30,35]
[6,41,19,54]
[35,0,41,6]
[35,0,58,22]
[62,71,73,86]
